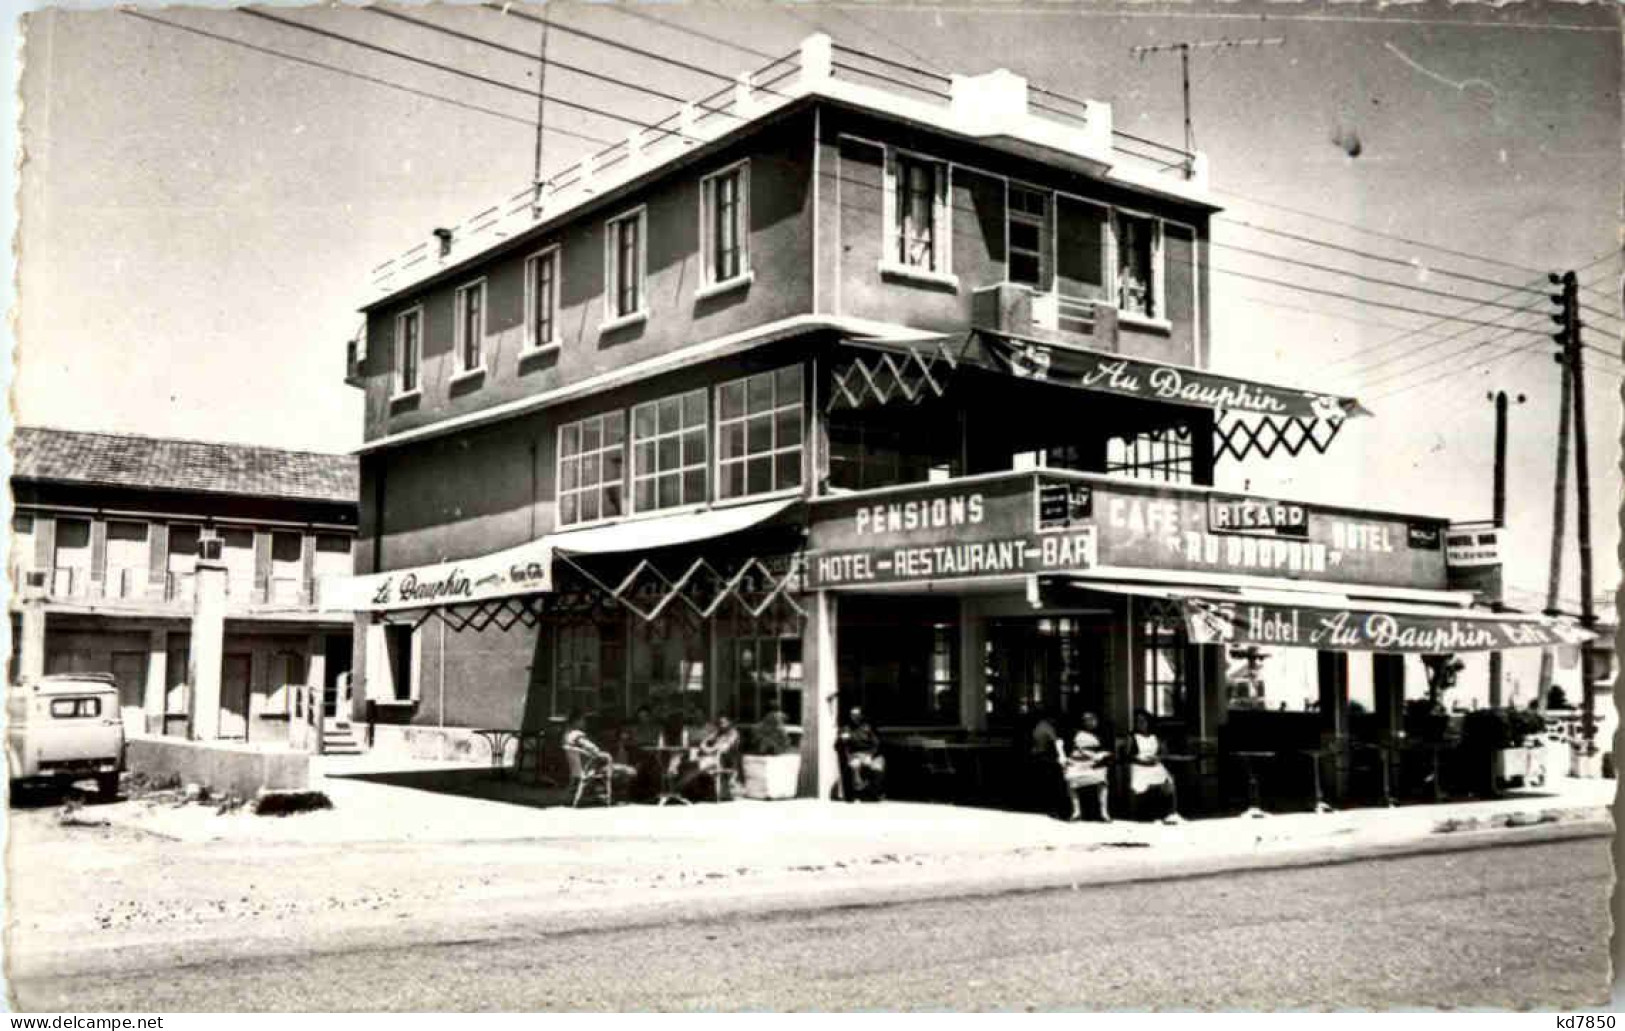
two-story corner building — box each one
[338,35,1587,801]
[9,427,358,745]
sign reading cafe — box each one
[321,539,554,613]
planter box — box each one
[1571,748,1604,779]
[1493,746,1543,787]
[742,753,802,800]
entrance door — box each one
[220,653,251,740]
[110,652,147,736]
[985,616,1111,731]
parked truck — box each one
[7,674,125,799]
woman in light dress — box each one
[1129,709,1182,824]
[1063,711,1112,822]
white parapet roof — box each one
[361,33,1212,311]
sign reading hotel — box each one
[1446,527,1502,567]
[1185,597,1591,654]
[806,472,1450,591]
[322,539,554,612]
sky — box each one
[6,0,1621,663]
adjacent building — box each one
[9,427,358,744]
[338,35,1587,797]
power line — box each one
[240,8,701,143]
[1210,240,1541,316]
[1218,217,1545,299]
[120,10,612,145]
[480,2,792,98]
[1359,322,1541,394]
[1323,272,1555,375]
[1210,266,1549,337]
[1365,333,1542,403]
[604,6,779,61]
[367,7,739,120]
[1235,294,1466,341]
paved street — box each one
[12,834,1609,1011]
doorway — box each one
[985,614,1113,731]
[110,651,147,736]
[220,653,251,740]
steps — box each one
[321,723,363,757]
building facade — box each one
[340,36,1586,797]
[9,427,358,745]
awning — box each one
[547,497,799,556]
[976,330,1369,421]
[321,537,553,613]
[1054,574,1595,654]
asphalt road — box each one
[12,835,1609,1011]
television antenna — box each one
[1129,38,1284,155]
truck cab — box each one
[7,674,125,799]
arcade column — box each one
[187,558,228,740]
[799,590,840,801]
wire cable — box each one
[240,8,699,143]
[1322,272,1556,375]
[1210,266,1550,338]
[604,6,780,61]
[121,10,613,145]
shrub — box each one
[747,709,794,756]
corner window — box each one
[605,208,646,320]
[1141,606,1187,719]
[886,152,949,273]
[632,389,708,513]
[717,365,803,500]
[1115,211,1163,318]
[394,307,422,395]
[558,412,626,525]
[701,162,749,287]
[454,280,487,374]
[1008,186,1050,289]
[524,247,560,351]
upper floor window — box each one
[558,412,626,526]
[1106,424,1193,484]
[885,151,950,274]
[1115,211,1164,319]
[717,365,803,500]
[524,247,561,352]
[1008,186,1050,289]
[394,307,422,395]
[632,389,708,513]
[454,279,487,374]
[701,162,749,288]
[605,208,646,322]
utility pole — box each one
[1534,347,1573,714]
[530,8,551,218]
[1485,390,1523,708]
[1130,38,1283,155]
[1550,270,1598,755]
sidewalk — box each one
[9,761,1612,979]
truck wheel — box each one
[97,773,120,802]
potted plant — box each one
[741,708,801,800]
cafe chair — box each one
[563,744,614,807]
[904,735,958,799]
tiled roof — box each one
[12,427,358,503]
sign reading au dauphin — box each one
[322,539,554,612]
[1185,598,1591,653]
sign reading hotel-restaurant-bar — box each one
[805,472,1450,591]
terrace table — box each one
[1350,741,1396,808]
[472,728,528,780]
[1295,747,1335,814]
[1231,750,1274,819]
[650,744,693,806]
[934,741,1008,799]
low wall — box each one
[126,737,312,798]
[366,724,499,764]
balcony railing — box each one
[15,566,323,610]
[971,283,1120,350]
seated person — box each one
[562,710,636,795]
[1028,708,1069,818]
[1128,709,1182,824]
[679,716,741,800]
[837,707,886,802]
[1064,712,1112,822]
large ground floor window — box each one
[553,619,625,718]
[837,597,960,727]
[718,615,803,725]
[628,616,706,720]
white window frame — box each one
[880,147,955,288]
[523,245,562,354]
[1111,206,1167,328]
[603,206,648,330]
[393,305,424,399]
[698,160,753,298]
[631,388,709,514]
[452,278,488,380]
[715,365,805,503]
[556,411,627,528]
